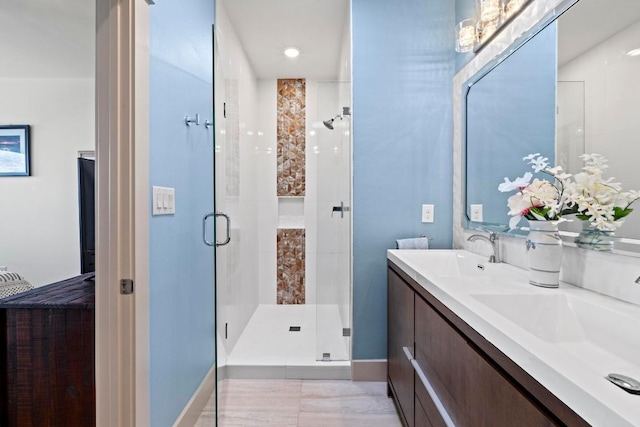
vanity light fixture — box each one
[284,47,300,58]
[456,19,477,53]
[455,0,532,54]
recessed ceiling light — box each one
[626,48,640,57]
[284,47,300,58]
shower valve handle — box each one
[331,202,350,218]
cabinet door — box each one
[388,268,415,427]
[415,295,556,427]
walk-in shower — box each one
[214,48,352,379]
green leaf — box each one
[576,214,591,221]
[613,207,633,220]
[530,206,551,218]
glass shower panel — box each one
[556,81,585,175]
[556,81,585,236]
[314,82,351,362]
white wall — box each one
[0,78,94,286]
[558,20,640,239]
[216,0,260,356]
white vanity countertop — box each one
[388,249,640,427]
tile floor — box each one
[195,379,402,426]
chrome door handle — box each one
[203,212,216,247]
[214,211,231,247]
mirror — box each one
[464,0,640,250]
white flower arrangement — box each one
[498,153,571,230]
[498,153,640,232]
[564,154,639,231]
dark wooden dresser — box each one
[0,273,95,427]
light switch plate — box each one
[153,186,175,215]
[470,204,483,222]
[422,204,434,223]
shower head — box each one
[323,117,336,130]
[323,114,341,130]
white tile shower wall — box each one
[257,80,278,304]
[216,1,260,354]
[256,79,345,307]
[559,20,640,239]
[453,0,640,307]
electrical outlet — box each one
[422,204,434,223]
[470,204,483,222]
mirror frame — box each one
[456,0,640,257]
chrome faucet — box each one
[467,231,501,263]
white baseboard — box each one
[173,364,216,427]
[351,359,387,381]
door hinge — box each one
[223,102,226,118]
[120,279,134,295]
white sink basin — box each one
[392,250,513,278]
[472,293,640,369]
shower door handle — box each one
[202,212,216,247]
[203,211,231,247]
[214,211,231,247]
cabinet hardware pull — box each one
[402,346,413,361]
[410,359,456,427]
[402,346,456,427]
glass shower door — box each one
[314,82,351,362]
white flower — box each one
[498,172,532,192]
[528,155,549,173]
[564,154,639,231]
[522,153,540,161]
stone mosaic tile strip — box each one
[277,79,306,197]
[277,228,305,304]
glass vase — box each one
[575,222,615,252]
[526,220,562,288]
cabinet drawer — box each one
[414,294,556,427]
[415,392,434,427]
[388,268,415,427]
[414,372,447,427]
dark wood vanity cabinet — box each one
[0,274,95,427]
[388,261,590,427]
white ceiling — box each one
[558,0,640,66]
[222,0,350,80]
[0,0,95,78]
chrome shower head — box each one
[323,117,336,130]
[323,114,341,130]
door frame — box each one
[95,0,150,425]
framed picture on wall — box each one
[0,125,30,176]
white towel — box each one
[395,237,430,249]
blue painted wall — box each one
[352,0,455,359]
[466,22,557,227]
[149,1,215,425]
